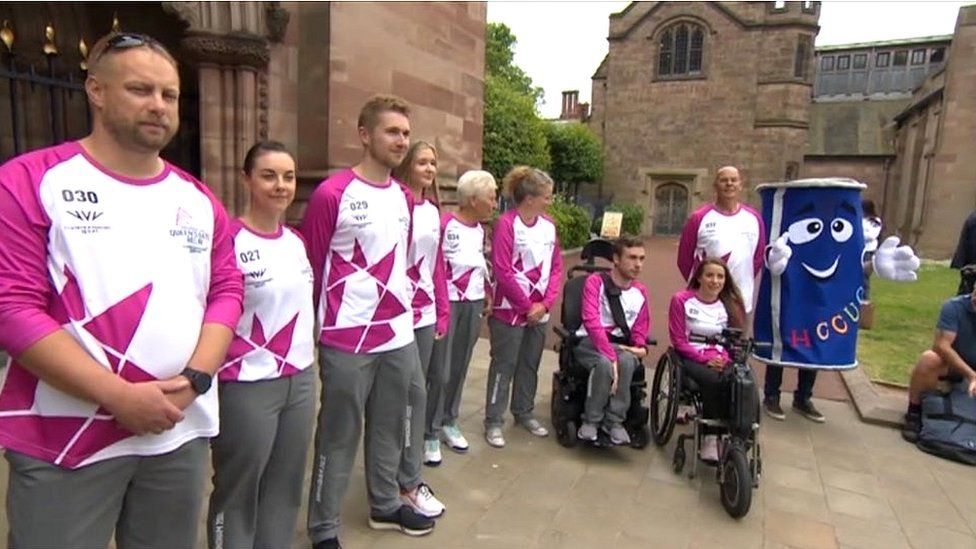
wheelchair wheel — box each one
[720,445,753,519]
[650,352,680,446]
[557,419,578,448]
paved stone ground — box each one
[278,340,973,549]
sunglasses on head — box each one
[95,33,168,62]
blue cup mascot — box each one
[753,178,920,369]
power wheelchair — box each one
[650,328,763,518]
[549,239,656,449]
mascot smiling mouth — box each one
[801,256,839,279]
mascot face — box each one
[783,194,863,285]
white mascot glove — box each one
[872,236,920,282]
[765,234,792,276]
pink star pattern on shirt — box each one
[446,258,476,300]
[324,239,406,352]
[407,256,433,324]
[0,274,157,467]
[223,313,302,379]
[514,254,545,302]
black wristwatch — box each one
[180,367,213,395]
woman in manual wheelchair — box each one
[650,258,762,518]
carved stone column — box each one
[162,1,287,216]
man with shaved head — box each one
[678,166,766,323]
[0,33,242,546]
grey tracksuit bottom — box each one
[426,300,484,440]
[208,368,316,549]
[307,342,419,543]
[5,438,208,549]
[484,316,548,429]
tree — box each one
[544,122,604,197]
[483,74,550,182]
[482,23,549,182]
[486,23,544,103]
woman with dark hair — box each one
[483,166,563,448]
[390,140,448,518]
[668,258,745,461]
[207,141,316,549]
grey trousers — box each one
[426,300,484,439]
[399,325,435,491]
[208,368,316,549]
[574,338,638,426]
[5,438,207,549]
[484,317,548,429]
[307,342,418,543]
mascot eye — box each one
[831,218,853,242]
[787,217,823,244]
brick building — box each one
[806,6,976,258]
[0,1,486,222]
[587,1,819,235]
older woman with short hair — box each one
[424,170,498,465]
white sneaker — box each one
[485,427,506,448]
[700,435,719,462]
[423,440,442,466]
[441,424,469,453]
[401,482,445,519]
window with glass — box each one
[794,35,812,79]
[910,48,926,65]
[658,22,705,77]
[820,56,835,71]
[837,55,850,71]
[853,53,867,70]
[930,47,946,63]
[893,50,908,66]
[876,52,890,67]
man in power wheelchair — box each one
[551,236,655,449]
[651,258,763,518]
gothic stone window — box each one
[658,22,705,78]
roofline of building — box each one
[815,34,953,53]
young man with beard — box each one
[0,33,243,547]
[574,236,651,445]
[302,95,434,549]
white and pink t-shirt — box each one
[668,289,730,365]
[441,213,488,302]
[576,273,651,363]
[491,209,563,326]
[677,204,765,313]
[0,142,243,469]
[301,169,414,354]
[219,221,314,382]
[407,196,448,334]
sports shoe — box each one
[313,537,342,549]
[401,482,445,518]
[577,422,598,441]
[700,435,719,462]
[423,440,442,466]
[901,412,921,443]
[441,424,470,453]
[368,505,435,536]
[485,426,506,448]
[519,417,549,437]
[605,423,630,446]
[792,399,826,423]
[763,400,786,421]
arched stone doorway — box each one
[653,182,689,235]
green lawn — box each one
[857,262,958,386]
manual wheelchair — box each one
[650,328,763,518]
[549,238,656,449]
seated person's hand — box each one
[872,236,920,282]
[706,355,726,371]
[620,344,647,360]
[610,361,619,394]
